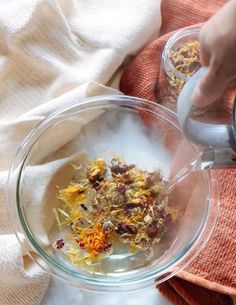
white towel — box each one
[0,0,161,304]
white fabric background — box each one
[42,277,172,305]
[0,0,161,304]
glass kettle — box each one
[177,67,236,169]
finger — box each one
[191,60,230,108]
[199,25,211,66]
[200,44,210,67]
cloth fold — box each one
[0,1,161,304]
[120,0,236,304]
[158,277,233,305]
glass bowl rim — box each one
[6,94,218,291]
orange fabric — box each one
[159,278,233,305]
[120,1,236,304]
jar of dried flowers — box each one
[160,27,201,111]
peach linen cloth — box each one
[0,1,162,305]
[120,0,236,305]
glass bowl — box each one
[6,95,218,292]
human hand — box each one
[192,0,236,108]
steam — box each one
[76,109,172,179]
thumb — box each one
[191,64,229,108]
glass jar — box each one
[161,27,201,111]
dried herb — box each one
[117,223,138,235]
[80,204,88,211]
[167,40,200,97]
[78,224,110,258]
[110,159,135,175]
[118,183,126,194]
[87,158,106,182]
[54,156,175,266]
[146,227,158,238]
[54,238,65,249]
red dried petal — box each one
[146,227,158,238]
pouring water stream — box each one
[167,148,236,194]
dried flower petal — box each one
[164,213,173,224]
[54,239,64,249]
[80,204,88,211]
[102,219,118,232]
[110,160,135,175]
[125,202,144,209]
[147,227,159,238]
[104,243,112,251]
[87,158,106,183]
[118,183,126,194]
[93,181,101,191]
[117,223,138,235]
[144,214,152,224]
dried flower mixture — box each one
[53,156,175,266]
[166,40,201,97]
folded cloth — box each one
[120,0,236,304]
[0,1,162,304]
